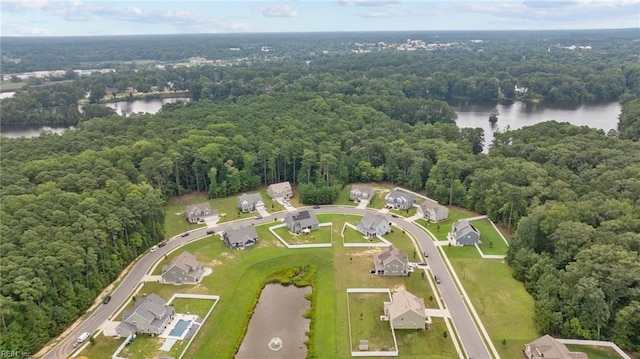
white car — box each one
[150,245,159,253]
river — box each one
[453,101,621,151]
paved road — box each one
[43,207,490,359]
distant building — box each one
[385,190,415,210]
[267,181,293,200]
[373,245,409,276]
[419,199,448,222]
[185,203,215,224]
[115,294,175,337]
[161,252,204,284]
[285,209,319,234]
[524,335,587,359]
[356,213,391,237]
[223,226,259,249]
[350,185,374,202]
[383,289,429,330]
[449,219,480,246]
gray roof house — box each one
[356,213,391,237]
[223,226,259,249]
[115,294,175,337]
[385,190,415,210]
[285,209,319,234]
[373,245,409,276]
[161,252,204,284]
[185,202,215,224]
[420,199,449,222]
[350,185,375,202]
[384,289,428,330]
[450,219,480,246]
[267,181,293,199]
[237,193,265,213]
[524,335,587,359]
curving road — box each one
[43,206,490,359]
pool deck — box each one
[159,314,199,340]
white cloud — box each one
[255,4,298,17]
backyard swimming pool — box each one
[169,319,189,337]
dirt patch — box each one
[208,259,223,267]
[352,248,382,257]
[220,252,236,260]
[391,283,406,292]
[167,191,208,205]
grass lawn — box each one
[343,226,381,244]
[390,206,418,217]
[415,207,479,241]
[169,298,217,318]
[84,211,448,359]
[565,344,624,359]
[163,193,209,238]
[272,225,333,245]
[79,335,123,359]
[210,194,263,224]
[348,292,396,352]
[383,228,421,261]
[443,245,537,359]
[394,318,458,359]
[472,218,510,255]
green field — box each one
[443,245,537,359]
[390,206,418,217]
[472,218,510,255]
[343,225,380,244]
[336,185,358,206]
[272,224,333,245]
[565,344,625,359]
[169,297,217,318]
[348,292,396,352]
[83,211,450,359]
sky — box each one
[1,0,638,36]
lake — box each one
[0,92,15,99]
[235,284,312,359]
[1,97,190,138]
[102,97,190,117]
[453,101,621,151]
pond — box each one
[0,125,72,138]
[235,284,312,359]
[102,97,190,117]
[453,101,621,152]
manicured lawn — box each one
[347,292,396,352]
[163,193,209,238]
[210,194,262,224]
[383,228,421,261]
[79,335,123,359]
[472,218,510,255]
[415,207,479,241]
[443,245,538,359]
[343,226,379,244]
[394,318,458,359]
[390,206,418,217]
[565,344,624,359]
[169,298,217,318]
[272,225,333,245]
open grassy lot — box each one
[84,211,449,359]
[443,245,537,359]
[163,193,209,238]
[78,334,123,359]
[336,185,358,206]
[169,298,216,318]
[565,344,625,359]
[394,317,458,359]
[210,194,263,224]
[472,218,510,255]
[272,225,333,245]
[343,225,381,244]
[415,206,479,241]
[390,206,418,217]
[348,292,396,352]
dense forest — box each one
[1,30,640,355]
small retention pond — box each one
[235,284,312,359]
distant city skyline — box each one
[1,0,638,37]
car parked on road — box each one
[313,205,320,209]
[103,295,112,305]
[434,275,441,284]
[255,215,262,219]
[391,214,398,218]
[181,232,190,237]
[158,242,166,247]
[150,245,159,252]
[206,229,215,235]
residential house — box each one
[385,190,415,210]
[383,289,429,330]
[223,226,259,249]
[285,209,319,234]
[115,294,175,337]
[237,193,265,213]
[449,219,480,246]
[419,199,449,222]
[373,245,409,276]
[524,335,587,359]
[356,213,391,237]
[267,181,293,200]
[161,251,204,284]
[185,202,214,224]
[350,185,375,202]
